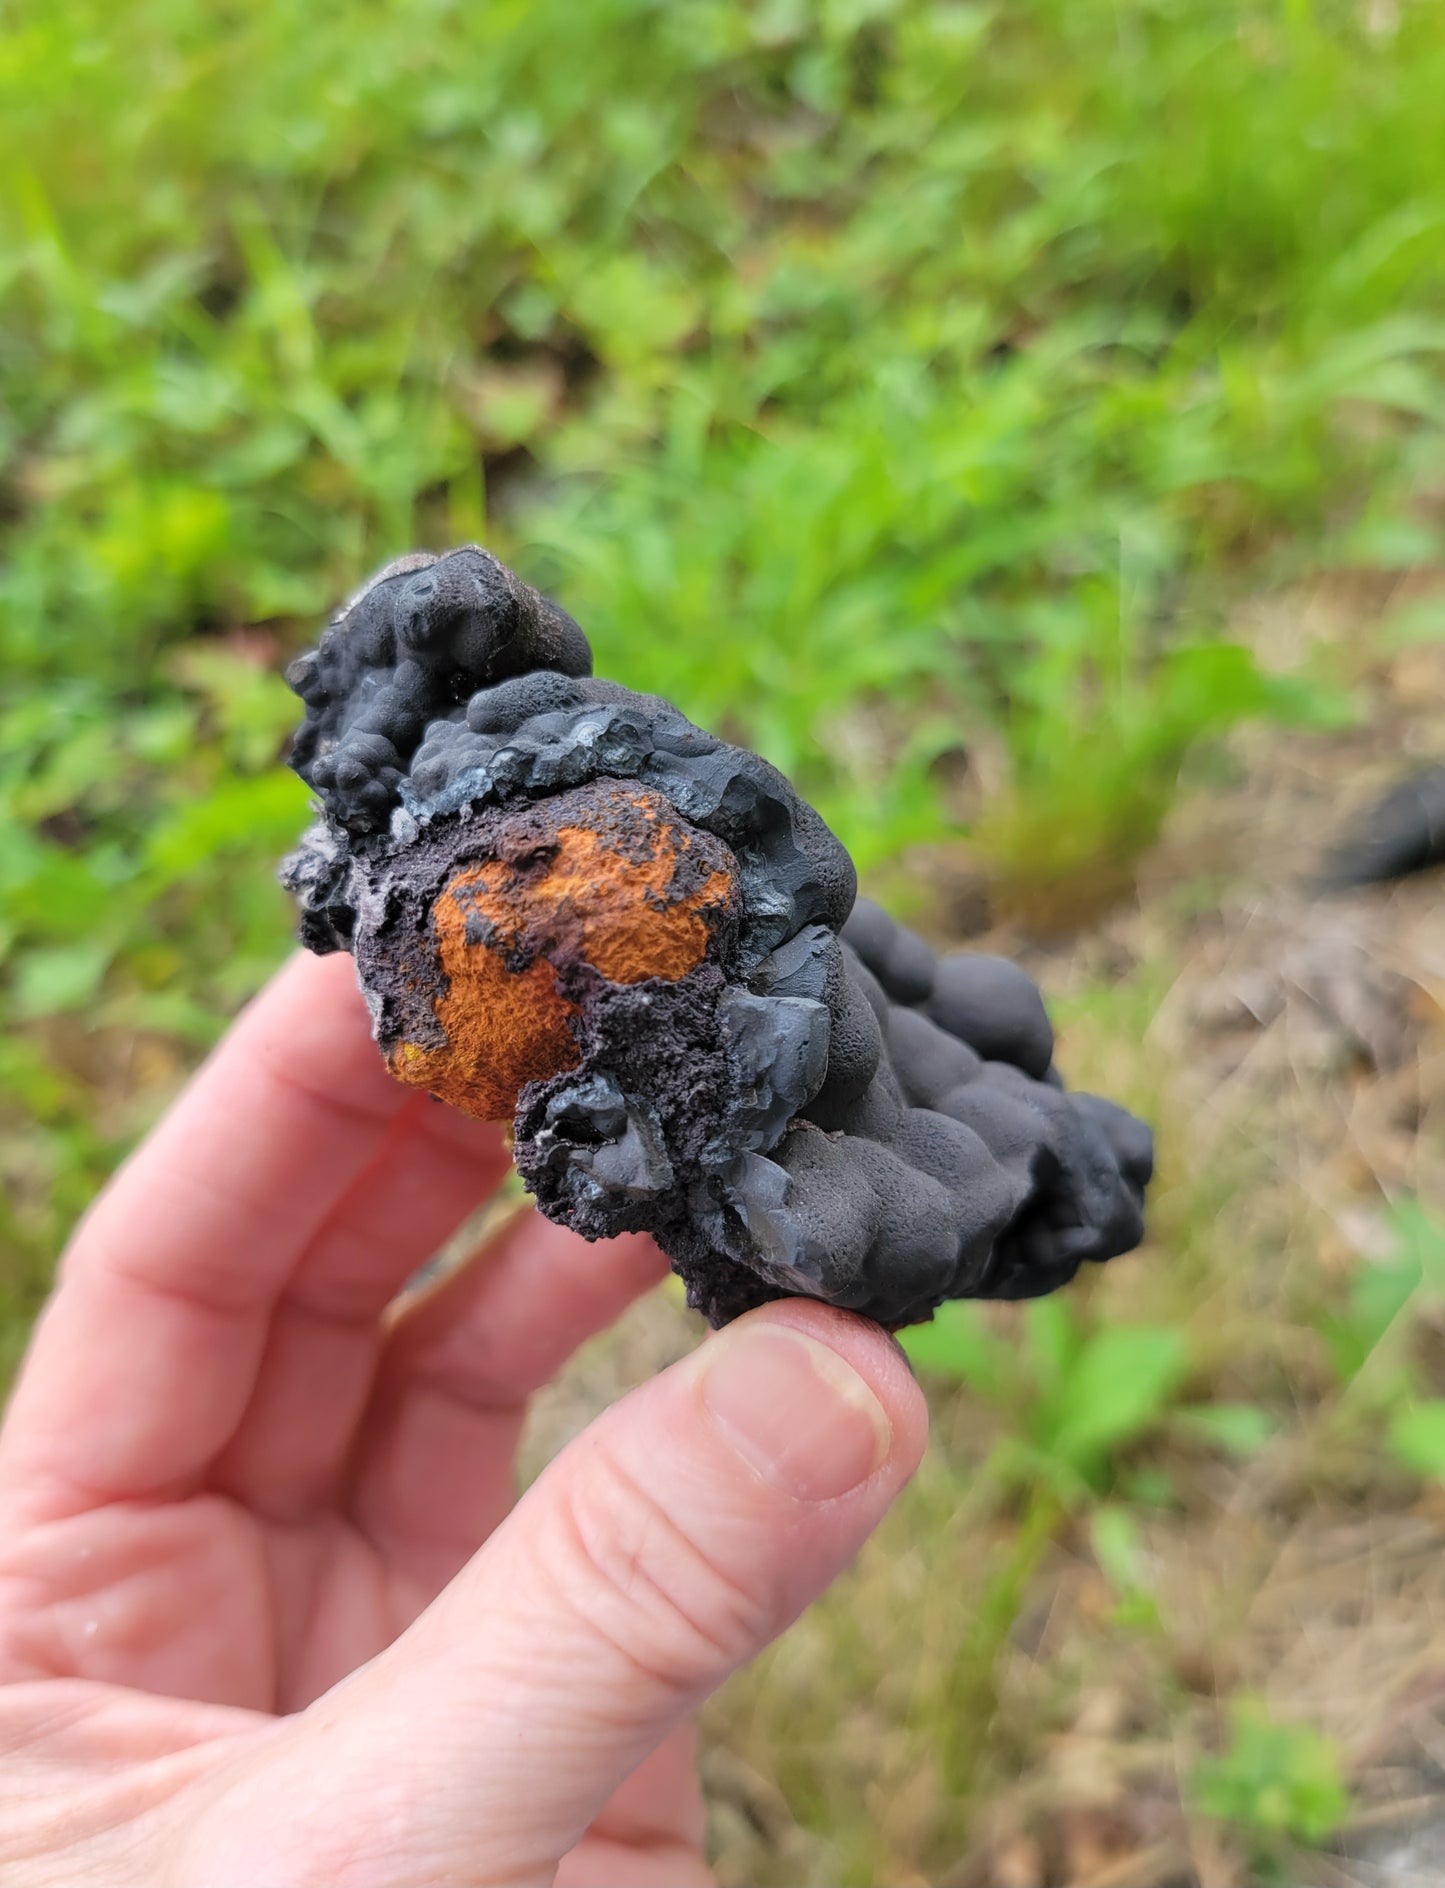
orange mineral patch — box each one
[387,783,737,1120]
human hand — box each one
[0,952,926,1886]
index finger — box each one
[0,951,414,1519]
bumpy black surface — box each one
[283,546,1153,1327]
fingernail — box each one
[697,1324,892,1502]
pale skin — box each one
[0,951,927,1887]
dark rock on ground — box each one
[1326,765,1445,886]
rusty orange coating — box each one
[387,785,737,1120]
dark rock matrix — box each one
[282,546,1153,1327]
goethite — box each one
[282,545,1153,1328]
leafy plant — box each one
[1194,1697,1352,1857]
[903,1297,1188,1501]
[1172,1401,1277,1459]
[1321,1197,1445,1392]
[1090,1502,1163,1630]
[1389,1400,1445,1481]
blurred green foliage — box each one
[1194,1697,1353,1862]
[1324,1196,1445,1409]
[903,1296,1188,1501]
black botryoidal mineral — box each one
[282,546,1154,1328]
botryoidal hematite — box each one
[282,546,1153,1328]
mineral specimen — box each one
[282,546,1153,1327]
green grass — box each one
[3,0,1445,1872]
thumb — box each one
[222,1300,925,1887]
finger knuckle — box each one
[546,1442,770,1702]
